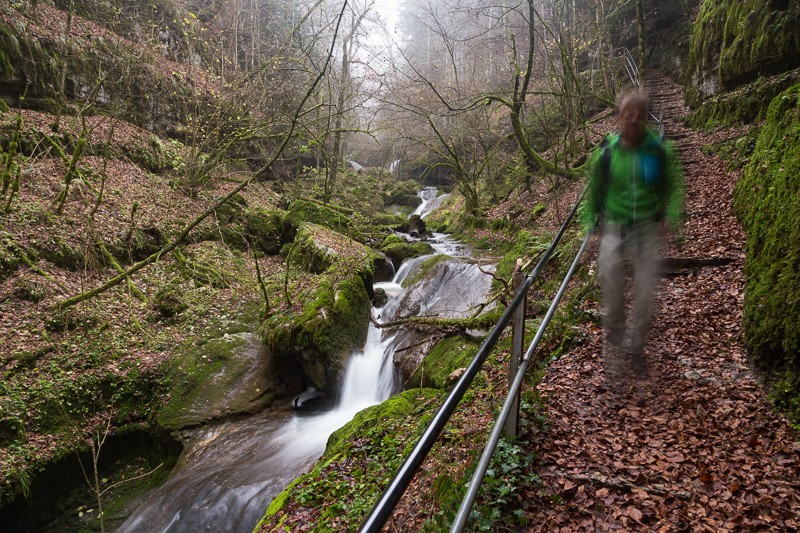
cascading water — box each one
[119,319,399,533]
[414,186,451,219]
[118,187,486,533]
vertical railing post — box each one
[505,258,525,437]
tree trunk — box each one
[635,0,646,82]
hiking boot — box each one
[603,343,626,382]
[627,351,648,377]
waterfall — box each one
[414,187,451,219]
[119,305,399,533]
[118,187,471,533]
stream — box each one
[117,188,492,533]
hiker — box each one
[585,88,685,378]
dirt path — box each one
[520,74,800,530]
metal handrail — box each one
[450,230,593,531]
[604,46,664,132]
[358,185,590,532]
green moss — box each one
[284,199,361,242]
[260,273,371,392]
[244,208,285,254]
[153,279,189,318]
[401,254,449,288]
[377,233,436,264]
[686,1,800,107]
[0,230,21,281]
[734,82,800,422]
[156,303,273,430]
[257,388,444,529]
[38,237,85,271]
[408,334,483,389]
[494,230,550,281]
[687,69,800,128]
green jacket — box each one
[585,130,685,233]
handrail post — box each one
[505,259,525,438]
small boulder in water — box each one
[292,387,327,412]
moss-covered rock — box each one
[156,304,284,430]
[290,222,379,278]
[382,180,422,207]
[260,274,371,393]
[408,334,483,389]
[733,82,800,420]
[378,233,435,269]
[686,1,800,107]
[687,69,800,129]
[244,208,285,255]
[283,199,362,242]
[257,387,444,529]
[153,279,189,318]
[400,253,449,289]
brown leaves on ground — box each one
[518,73,799,531]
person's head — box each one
[617,89,649,147]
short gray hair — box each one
[617,89,649,115]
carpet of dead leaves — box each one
[513,74,800,531]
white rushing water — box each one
[414,186,451,219]
[119,299,400,533]
[119,188,478,533]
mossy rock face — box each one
[260,274,371,393]
[382,180,421,206]
[399,253,449,289]
[244,208,285,255]
[734,82,800,377]
[122,135,183,174]
[408,334,483,389]
[283,199,361,242]
[686,1,800,106]
[291,222,379,279]
[369,213,406,229]
[156,304,286,430]
[687,69,800,129]
[379,238,434,269]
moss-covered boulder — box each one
[283,199,362,242]
[407,334,482,389]
[733,82,800,418]
[244,208,285,255]
[260,274,371,393]
[686,1,800,107]
[383,180,422,207]
[290,222,381,280]
[157,304,286,430]
[378,234,434,268]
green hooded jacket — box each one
[584,130,685,233]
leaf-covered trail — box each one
[520,74,800,530]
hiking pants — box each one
[598,221,662,354]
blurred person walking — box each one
[585,88,685,379]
